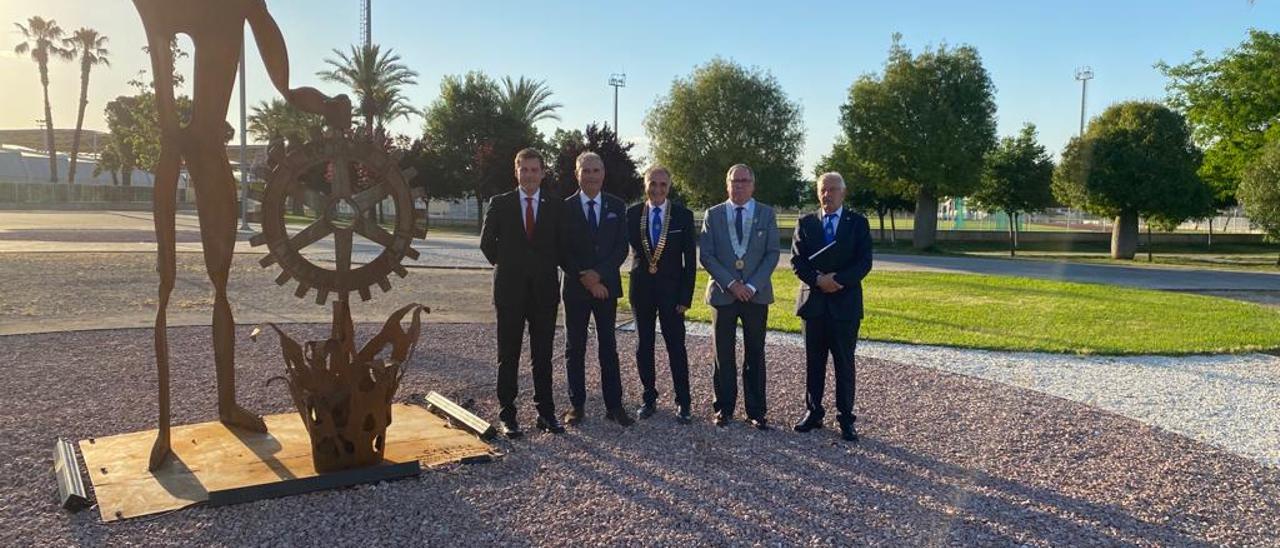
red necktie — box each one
[524,197,535,241]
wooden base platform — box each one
[79,403,494,522]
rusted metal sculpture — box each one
[253,302,427,473]
[135,0,355,471]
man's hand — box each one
[728,281,753,302]
[675,305,689,315]
[588,282,610,300]
[816,273,844,294]
[579,270,601,288]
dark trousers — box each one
[633,297,691,407]
[564,296,624,410]
[495,280,558,423]
[803,315,860,425]
[711,301,768,419]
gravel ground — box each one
[2,323,1278,545]
[694,324,1280,469]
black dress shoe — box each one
[497,419,523,439]
[793,413,824,433]
[675,405,692,424]
[605,407,635,427]
[562,406,584,426]
[536,414,565,434]
[748,417,770,431]
[840,423,859,442]
[636,403,656,419]
[713,413,731,427]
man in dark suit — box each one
[790,172,873,442]
[480,148,565,438]
[627,166,697,424]
[560,152,634,427]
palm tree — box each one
[248,98,324,145]
[64,27,110,184]
[13,16,73,182]
[498,76,562,126]
[317,44,419,134]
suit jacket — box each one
[627,202,696,309]
[699,200,780,306]
[560,191,629,301]
[790,208,873,321]
[479,188,563,311]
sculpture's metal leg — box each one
[140,22,180,471]
[187,27,265,434]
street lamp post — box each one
[608,73,626,133]
[238,43,250,231]
[1070,66,1094,231]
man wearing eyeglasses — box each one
[698,164,780,430]
[790,172,873,442]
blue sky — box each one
[2,1,1276,173]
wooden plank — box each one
[79,404,493,522]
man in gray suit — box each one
[699,164,781,429]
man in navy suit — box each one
[790,172,873,442]
[560,152,634,427]
[627,166,697,424]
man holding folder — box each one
[789,172,873,441]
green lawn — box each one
[622,270,1280,355]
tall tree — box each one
[499,76,562,126]
[13,16,74,182]
[1053,101,1211,260]
[970,124,1056,256]
[1238,138,1280,266]
[841,35,998,249]
[816,137,914,242]
[64,27,110,184]
[421,72,536,231]
[318,44,419,134]
[1157,30,1280,234]
[645,58,806,208]
[548,123,643,202]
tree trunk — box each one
[1152,224,1162,263]
[1013,212,1020,251]
[68,61,90,184]
[889,212,897,244]
[122,163,133,187]
[476,195,485,235]
[1111,210,1138,259]
[40,62,58,182]
[422,197,432,232]
[1207,218,1213,248]
[1007,211,1017,257]
[876,209,886,242]
[912,188,938,250]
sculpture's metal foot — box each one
[148,432,171,472]
[220,404,267,433]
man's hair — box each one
[644,165,672,182]
[725,163,755,182]
[817,171,846,189]
[575,151,604,170]
[514,147,544,168]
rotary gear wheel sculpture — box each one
[250,131,425,305]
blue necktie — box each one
[824,213,837,245]
[734,206,744,242]
[650,207,662,248]
[587,199,598,232]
